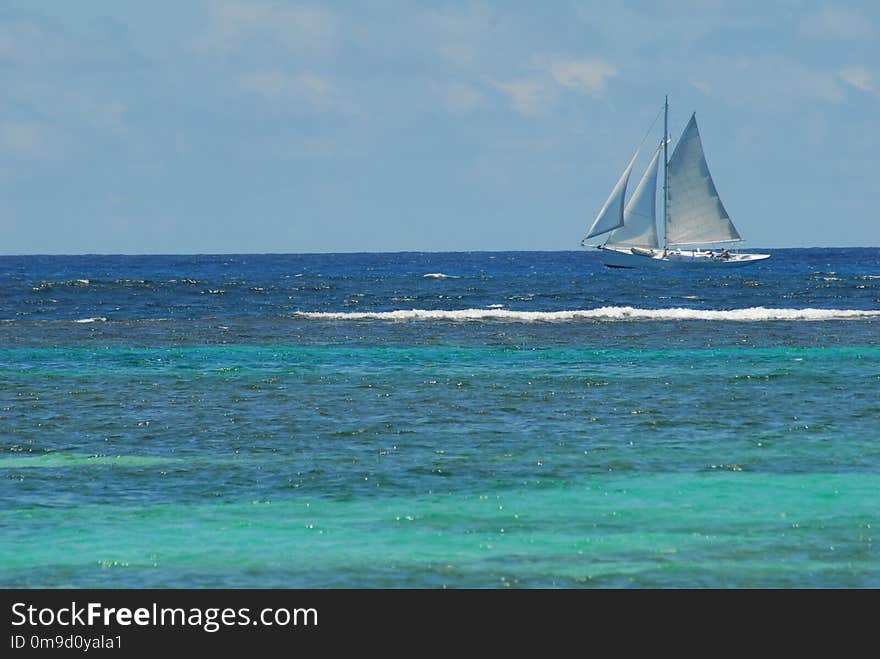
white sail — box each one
[606,143,661,249]
[665,114,741,246]
[583,148,639,241]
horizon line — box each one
[0,246,878,258]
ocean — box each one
[1,248,878,588]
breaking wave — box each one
[292,306,880,322]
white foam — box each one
[423,273,458,279]
[292,306,880,323]
[74,317,108,323]
[32,279,90,291]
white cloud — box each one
[66,93,128,132]
[239,70,289,97]
[238,70,354,113]
[716,56,846,107]
[493,136,561,153]
[690,80,713,96]
[539,56,616,97]
[800,7,875,40]
[292,138,344,158]
[574,2,766,50]
[771,68,844,104]
[493,54,617,117]
[192,1,338,56]
[287,73,339,110]
[436,43,479,68]
[429,81,486,114]
[472,155,512,187]
[492,78,557,117]
[421,5,496,38]
[419,5,499,67]
[838,67,879,96]
[0,22,43,63]
[0,122,53,159]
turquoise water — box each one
[1,250,878,587]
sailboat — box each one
[582,97,770,269]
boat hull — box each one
[598,246,770,269]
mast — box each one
[662,94,668,250]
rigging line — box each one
[636,102,665,152]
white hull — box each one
[598,246,770,269]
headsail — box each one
[665,114,741,246]
[606,143,661,249]
[583,148,639,242]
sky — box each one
[1,0,878,254]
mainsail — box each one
[582,148,639,242]
[606,143,661,249]
[665,114,741,246]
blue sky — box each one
[1,1,878,254]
